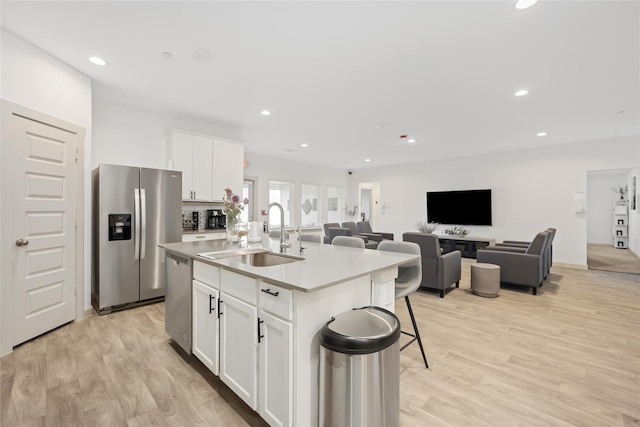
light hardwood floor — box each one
[1,259,639,426]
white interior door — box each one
[11,114,77,345]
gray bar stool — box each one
[378,240,428,368]
[332,236,365,249]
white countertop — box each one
[159,236,418,293]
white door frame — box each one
[0,100,85,356]
[358,182,380,228]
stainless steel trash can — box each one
[319,306,401,427]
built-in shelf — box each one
[613,200,628,249]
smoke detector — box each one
[191,48,210,62]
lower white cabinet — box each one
[219,292,258,410]
[258,310,293,427]
[192,279,219,375]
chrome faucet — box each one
[265,202,291,253]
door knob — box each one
[15,239,29,246]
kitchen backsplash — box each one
[182,202,223,231]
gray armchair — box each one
[357,221,394,241]
[498,228,556,278]
[402,232,461,298]
[326,226,378,249]
[323,222,341,244]
[476,231,550,295]
[340,222,378,248]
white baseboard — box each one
[554,262,588,270]
[81,307,95,320]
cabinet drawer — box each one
[221,270,258,304]
[183,233,225,242]
[259,282,293,321]
[194,261,220,288]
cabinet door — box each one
[219,292,258,410]
[258,311,293,427]
[192,136,214,200]
[213,140,244,196]
[192,280,219,375]
[227,142,245,196]
[171,132,195,199]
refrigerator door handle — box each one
[134,188,141,261]
[140,188,147,260]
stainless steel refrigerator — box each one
[92,164,182,314]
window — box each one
[301,184,321,227]
[268,180,293,227]
[327,186,345,223]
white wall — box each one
[628,167,640,256]
[586,169,630,244]
[349,136,640,268]
[0,30,92,355]
[92,98,243,169]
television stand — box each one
[437,235,496,259]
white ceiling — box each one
[2,1,639,170]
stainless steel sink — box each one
[197,248,303,267]
[228,251,304,267]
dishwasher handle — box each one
[166,252,190,265]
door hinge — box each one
[74,286,77,296]
[75,148,79,163]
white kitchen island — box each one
[160,237,418,427]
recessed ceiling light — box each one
[514,89,529,97]
[301,144,308,148]
[89,56,107,66]
[515,0,538,10]
[364,159,371,162]
[537,132,547,137]
[261,110,271,116]
[407,138,416,143]
[375,125,384,129]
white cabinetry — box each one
[182,232,225,243]
[613,201,628,248]
[192,262,221,374]
[219,270,259,410]
[213,139,244,195]
[220,292,258,409]
[217,270,293,426]
[258,283,293,427]
[169,131,214,201]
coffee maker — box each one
[206,209,225,229]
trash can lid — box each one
[319,306,401,354]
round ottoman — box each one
[471,263,500,297]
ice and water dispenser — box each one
[108,214,132,241]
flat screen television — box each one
[426,189,492,226]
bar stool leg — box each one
[401,295,429,369]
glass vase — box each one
[226,213,240,243]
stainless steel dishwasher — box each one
[165,252,192,354]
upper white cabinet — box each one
[169,131,214,200]
[213,139,244,197]
[169,130,244,201]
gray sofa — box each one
[402,232,461,298]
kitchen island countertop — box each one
[159,236,418,293]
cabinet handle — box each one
[217,298,223,318]
[261,288,280,297]
[209,294,215,314]
[258,318,264,343]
